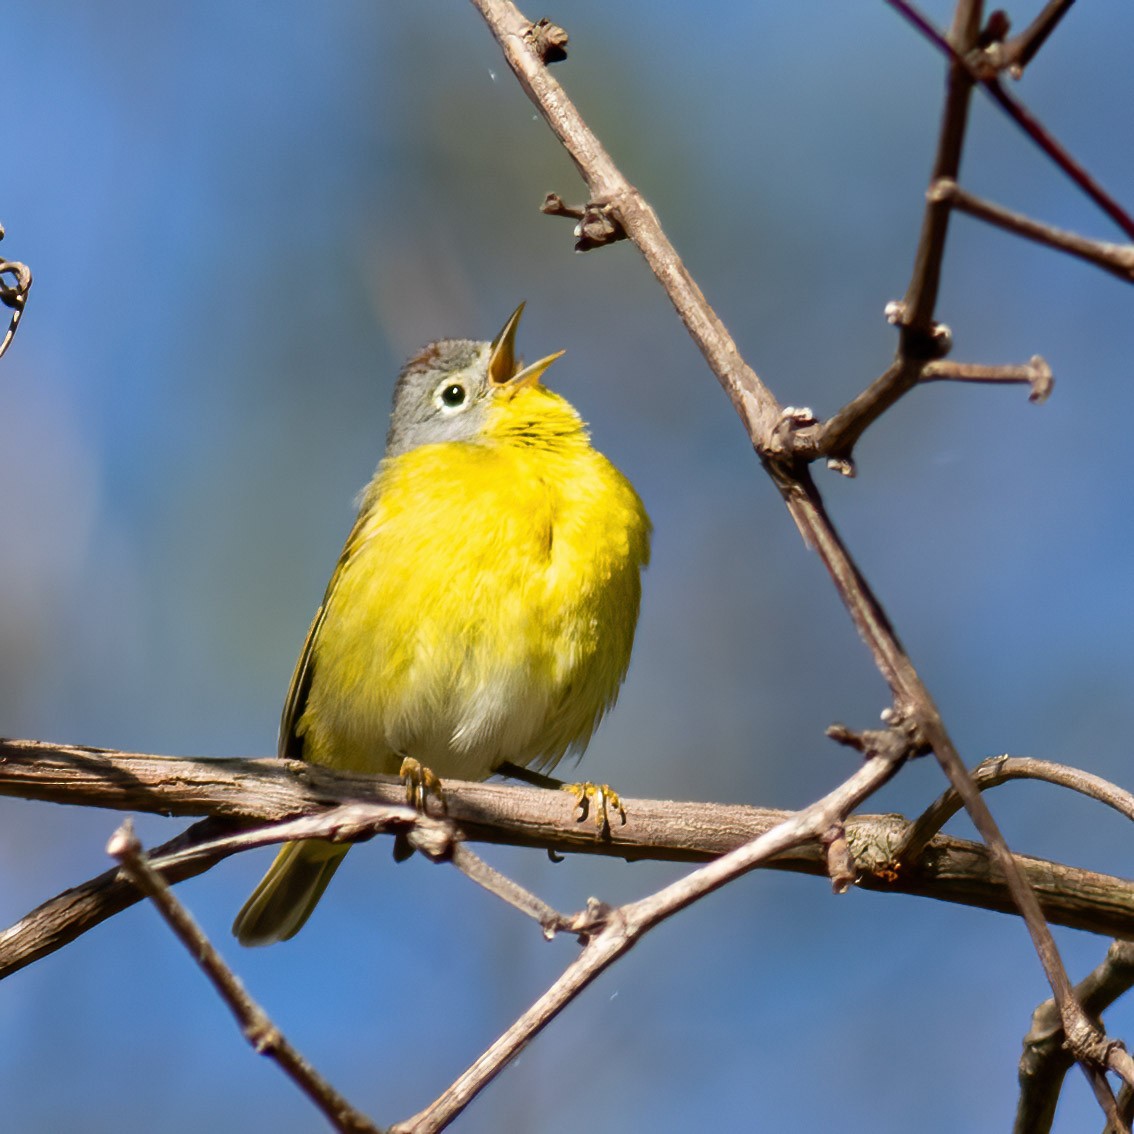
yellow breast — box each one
[295,384,650,781]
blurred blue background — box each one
[2,2,1133,1130]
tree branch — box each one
[394,748,904,1131]
[108,821,381,1134]
[895,754,1134,865]
[1016,940,1134,1134]
[931,178,1134,285]
[0,222,32,360]
[467,0,1126,1112]
[990,0,1078,77]
[3,740,1133,990]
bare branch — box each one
[395,748,904,1132]
[788,0,983,467]
[990,0,1078,77]
[467,0,1126,1111]
[886,0,1134,241]
[107,820,381,1134]
[4,741,1133,986]
[1017,940,1134,1134]
[921,355,1054,403]
[0,816,243,980]
[895,754,1134,865]
[931,178,1134,285]
[0,223,32,361]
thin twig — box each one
[931,178,1134,285]
[107,820,381,1134]
[895,754,1134,865]
[446,843,574,937]
[0,816,244,980]
[886,0,1134,241]
[991,0,1078,77]
[921,355,1053,403]
[786,0,982,468]
[0,224,32,360]
[394,750,905,1132]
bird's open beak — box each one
[488,302,565,390]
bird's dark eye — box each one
[440,383,466,407]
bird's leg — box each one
[495,761,626,830]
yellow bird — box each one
[233,304,651,945]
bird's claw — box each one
[561,781,626,830]
[399,756,446,814]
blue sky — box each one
[2,3,1134,1131]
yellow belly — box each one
[295,432,650,781]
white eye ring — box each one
[434,380,468,413]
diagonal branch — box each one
[107,821,381,1134]
[394,748,904,1132]
[931,178,1134,285]
[991,0,1078,77]
[466,0,1124,1113]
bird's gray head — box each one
[384,303,564,458]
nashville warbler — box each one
[233,303,650,945]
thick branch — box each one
[2,739,1133,985]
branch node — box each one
[827,711,925,765]
[540,193,627,252]
[567,896,619,943]
[405,817,459,862]
[523,17,569,64]
[247,1019,283,1056]
[821,823,856,894]
[1025,355,1054,403]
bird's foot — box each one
[399,755,446,814]
[561,781,626,830]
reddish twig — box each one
[885,0,1134,241]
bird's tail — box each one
[232,840,348,946]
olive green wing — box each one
[277,504,377,761]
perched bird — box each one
[233,304,651,945]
